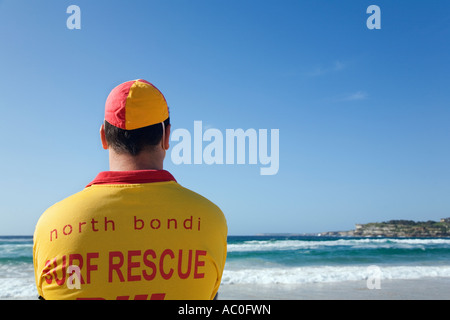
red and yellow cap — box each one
[105,79,169,130]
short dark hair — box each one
[104,117,170,156]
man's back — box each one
[33,170,227,300]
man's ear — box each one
[164,124,171,150]
[100,123,108,150]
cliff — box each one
[320,218,450,238]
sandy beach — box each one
[218,278,450,300]
[2,278,450,300]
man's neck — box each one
[108,149,165,171]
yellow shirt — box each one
[33,170,227,300]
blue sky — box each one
[0,0,449,235]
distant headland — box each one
[320,218,450,238]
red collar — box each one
[86,170,177,188]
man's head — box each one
[102,118,170,155]
[100,79,171,169]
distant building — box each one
[441,218,450,223]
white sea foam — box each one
[227,238,450,252]
[0,278,37,299]
[0,262,37,299]
[221,265,450,285]
[2,264,450,298]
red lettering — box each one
[52,256,67,286]
[134,216,144,230]
[78,221,86,233]
[178,250,192,279]
[82,293,166,300]
[104,217,115,231]
[109,251,124,282]
[91,218,99,231]
[183,216,193,230]
[194,250,206,279]
[69,254,85,284]
[61,248,209,286]
[86,252,99,284]
[150,293,166,300]
[150,219,160,229]
[127,250,141,282]
[167,218,177,229]
[143,249,157,281]
[50,229,57,242]
[160,249,174,280]
[63,224,72,236]
[43,260,53,284]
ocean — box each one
[1,235,450,299]
[0,236,36,299]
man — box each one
[33,79,227,300]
